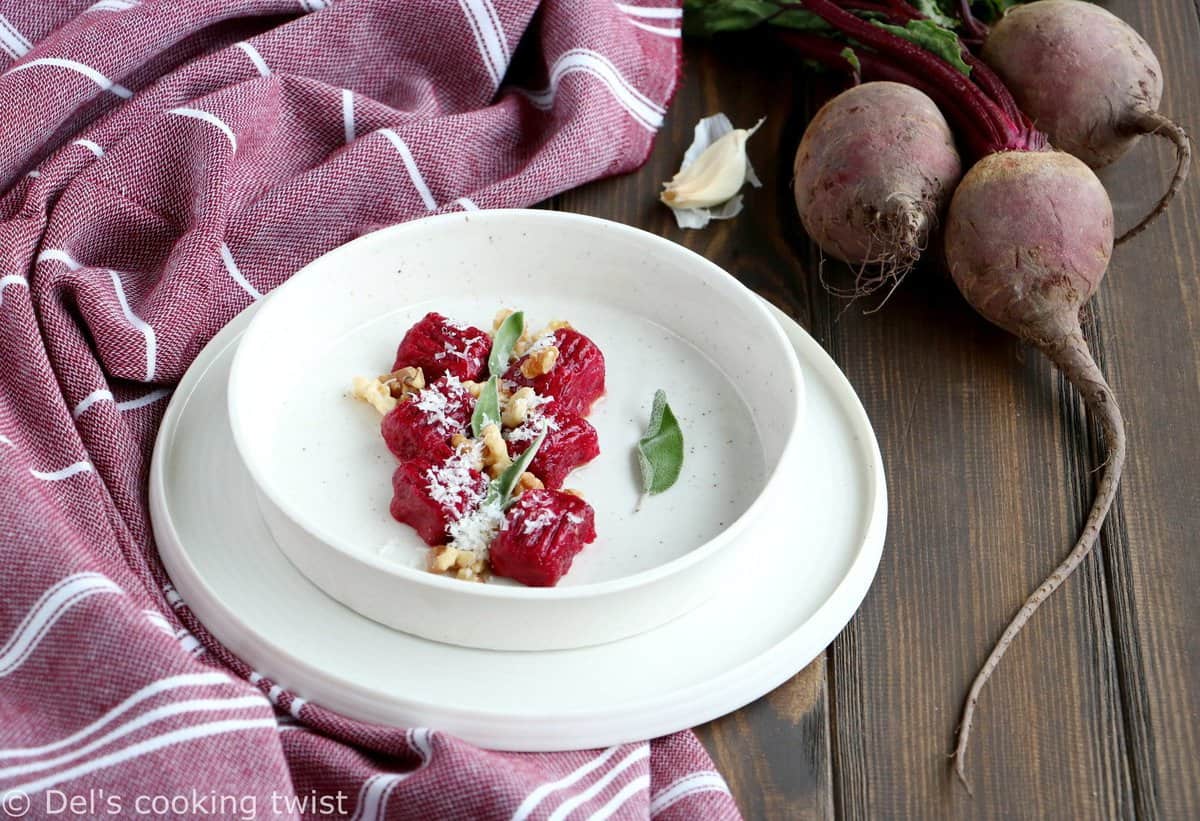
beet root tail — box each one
[1115,108,1192,245]
[952,324,1127,790]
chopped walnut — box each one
[461,380,485,398]
[502,387,538,427]
[381,366,424,399]
[481,423,512,477]
[520,347,558,379]
[516,472,544,494]
[351,376,398,415]
[428,546,488,580]
[429,546,458,573]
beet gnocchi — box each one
[352,310,604,586]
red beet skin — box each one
[389,457,487,546]
[393,312,491,381]
[504,329,605,415]
[506,402,599,489]
[380,376,475,462]
[489,490,597,587]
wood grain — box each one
[556,4,1200,816]
[1088,2,1200,817]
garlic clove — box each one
[660,113,764,229]
[662,129,753,208]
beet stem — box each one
[952,324,1127,788]
[956,0,988,41]
[1115,108,1193,245]
[777,30,998,157]
[798,0,1042,155]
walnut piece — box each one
[428,545,489,581]
[481,423,512,477]
[381,366,424,399]
[516,472,544,494]
[351,376,398,415]
[429,546,458,573]
[461,380,485,398]
[520,347,559,379]
[502,387,537,427]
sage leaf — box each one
[489,428,547,509]
[489,311,525,377]
[470,375,501,438]
[637,390,684,498]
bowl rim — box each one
[227,208,805,601]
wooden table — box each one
[555,2,1200,817]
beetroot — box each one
[787,0,1129,787]
[506,402,600,490]
[980,0,1190,243]
[390,456,488,546]
[505,329,605,415]
[393,312,491,381]
[489,489,597,587]
[380,376,473,461]
[943,149,1125,780]
[793,81,962,295]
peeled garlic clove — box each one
[661,128,754,209]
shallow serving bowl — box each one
[227,209,804,650]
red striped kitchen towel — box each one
[0,1,741,818]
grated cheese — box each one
[520,507,556,536]
[448,497,506,555]
[525,331,558,356]
[506,403,560,444]
[423,450,485,515]
[414,376,467,435]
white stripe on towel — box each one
[379,129,437,211]
[167,107,237,150]
[0,718,275,800]
[5,58,131,98]
[517,49,664,130]
[108,269,157,381]
[235,41,270,77]
[0,574,121,677]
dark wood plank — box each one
[1087,1,1200,817]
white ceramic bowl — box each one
[227,210,804,650]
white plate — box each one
[225,211,806,650]
[150,301,886,751]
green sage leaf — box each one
[636,390,684,497]
[470,375,501,438]
[489,428,548,509]
[872,19,972,76]
[489,311,525,377]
